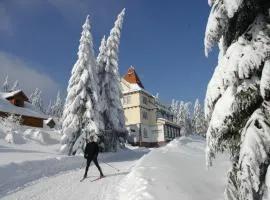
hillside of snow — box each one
[0,135,230,200]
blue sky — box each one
[0,0,218,106]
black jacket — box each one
[84,142,99,159]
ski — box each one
[80,176,89,182]
[80,178,86,182]
[91,176,105,182]
[80,176,105,182]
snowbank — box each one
[0,155,84,197]
[0,118,60,145]
[117,135,230,200]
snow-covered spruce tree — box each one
[176,101,192,135]
[183,102,192,135]
[51,91,63,118]
[46,99,52,116]
[60,15,99,155]
[193,98,207,136]
[170,100,193,135]
[170,99,179,123]
[95,35,107,132]
[204,0,270,199]
[2,75,9,92]
[97,35,107,76]
[29,88,44,112]
[11,80,19,91]
[98,9,126,152]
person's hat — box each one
[89,135,95,142]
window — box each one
[173,128,176,138]
[142,111,148,120]
[164,126,168,138]
[123,95,131,104]
[142,96,148,105]
[143,128,148,138]
[169,126,172,138]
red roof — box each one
[123,66,144,89]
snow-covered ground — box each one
[0,134,230,200]
[118,136,229,200]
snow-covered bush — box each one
[0,114,24,144]
[204,0,270,199]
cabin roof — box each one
[1,90,29,102]
[0,91,47,119]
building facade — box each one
[121,67,181,147]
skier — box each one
[83,135,104,179]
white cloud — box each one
[0,52,62,104]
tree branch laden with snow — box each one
[204,0,270,199]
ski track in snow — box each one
[0,144,148,200]
[1,160,135,200]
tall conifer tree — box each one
[60,16,99,155]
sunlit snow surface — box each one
[0,135,229,200]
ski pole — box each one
[100,160,120,172]
[80,160,85,169]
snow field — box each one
[0,135,230,200]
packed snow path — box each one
[0,143,149,200]
[1,158,137,200]
[0,136,230,200]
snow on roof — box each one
[0,93,48,119]
[0,90,28,100]
[122,79,155,98]
[45,118,55,124]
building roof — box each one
[45,118,55,124]
[0,91,48,119]
[121,78,155,98]
[1,90,29,102]
[123,66,144,89]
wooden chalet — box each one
[0,90,47,128]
